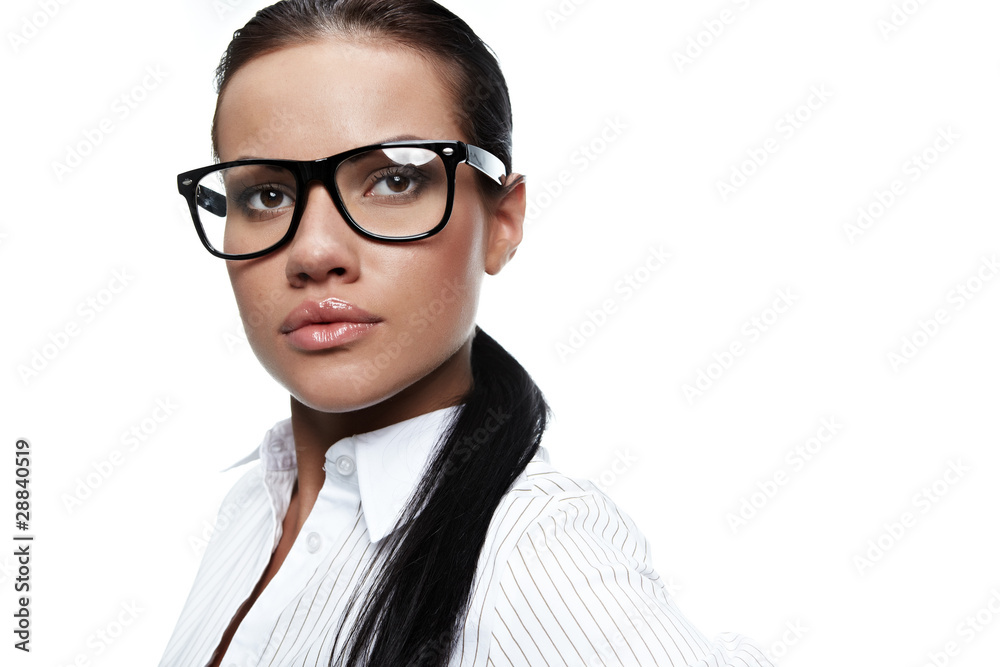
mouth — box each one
[280,297,382,351]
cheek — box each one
[380,198,487,304]
[227,263,281,341]
[381,216,483,349]
[423,207,487,325]
[445,196,489,275]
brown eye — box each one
[239,185,293,215]
[366,165,428,200]
[386,175,410,193]
[259,189,285,208]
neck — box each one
[285,336,474,534]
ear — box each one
[484,173,526,276]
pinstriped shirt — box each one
[159,407,773,667]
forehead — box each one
[215,38,463,161]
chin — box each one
[250,332,470,416]
[275,361,415,415]
[289,386,396,414]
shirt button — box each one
[269,442,283,453]
[335,455,356,476]
[306,532,322,553]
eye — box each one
[376,174,412,194]
[245,185,293,210]
[367,167,426,198]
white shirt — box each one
[160,407,773,667]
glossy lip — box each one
[280,297,382,351]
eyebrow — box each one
[231,134,431,162]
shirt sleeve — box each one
[483,493,773,667]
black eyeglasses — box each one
[176,140,507,260]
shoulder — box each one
[459,457,774,667]
[457,459,658,661]
[488,455,653,566]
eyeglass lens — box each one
[193,146,448,255]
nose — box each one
[283,180,361,287]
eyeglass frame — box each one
[176,139,508,260]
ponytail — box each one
[332,326,550,666]
[210,4,538,663]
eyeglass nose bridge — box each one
[289,159,355,230]
[285,149,460,245]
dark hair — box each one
[211,2,549,665]
[211,0,522,202]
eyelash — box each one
[368,166,429,197]
[236,183,294,215]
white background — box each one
[3,0,999,665]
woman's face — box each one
[214,39,522,417]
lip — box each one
[280,297,382,351]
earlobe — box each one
[484,174,526,276]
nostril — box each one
[331,267,346,276]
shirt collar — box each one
[349,405,460,542]
[221,418,295,473]
[222,405,461,543]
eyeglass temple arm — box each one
[465,145,507,185]
[195,186,227,217]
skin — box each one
[214,38,525,562]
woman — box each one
[162,1,773,665]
